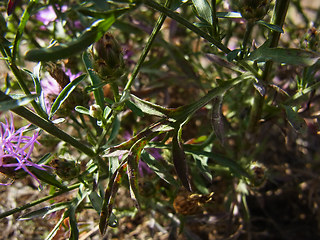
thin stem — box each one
[142,0,231,54]
[248,0,290,132]
[241,21,255,58]
[124,0,171,92]
[211,0,219,40]
[0,183,80,219]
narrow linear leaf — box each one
[192,0,212,25]
[12,0,37,61]
[19,202,70,220]
[25,17,115,62]
[127,138,149,209]
[141,151,178,185]
[0,94,38,111]
[30,166,67,190]
[75,106,90,115]
[99,164,126,234]
[247,44,320,66]
[45,210,67,240]
[283,105,308,134]
[82,51,105,109]
[68,207,79,240]
[125,100,145,117]
[185,148,250,178]
[216,12,242,18]
[172,128,192,192]
[130,94,173,118]
[78,7,131,19]
[257,20,284,33]
[49,74,86,118]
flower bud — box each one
[92,33,124,79]
[50,158,80,180]
[232,0,271,21]
[89,104,103,120]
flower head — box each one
[0,114,48,186]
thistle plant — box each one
[1,0,320,239]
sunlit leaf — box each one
[216,12,242,18]
[25,17,116,62]
[247,42,320,66]
[130,94,172,118]
[19,202,70,220]
[82,51,105,109]
[49,74,86,118]
[257,20,284,33]
[192,0,212,24]
[0,94,38,111]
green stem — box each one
[0,183,80,219]
[211,0,219,40]
[248,0,290,132]
[142,0,231,54]
[0,91,96,157]
[241,20,255,58]
[124,0,171,92]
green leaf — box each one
[257,20,284,33]
[25,18,115,62]
[12,0,37,61]
[130,94,173,118]
[0,94,38,111]
[127,139,149,209]
[216,12,242,18]
[30,167,67,190]
[45,211,67,240]
[49,74,86,118]
[141,151,178,185]
[75,106,90,115]
[185,148,250,178]
[107,117,121,143]
[19,202,70,220]
[68,206,79,240]
[192,153,212,182]
[89,191,103,214]
[125,100,145,117]
[247,42,320,66]
[172,126,192,192]
[99,164,125,234]
[283,105,307,134]
[78,7,131,19]
[83,51,105,109]
[192,0,212,24]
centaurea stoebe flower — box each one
[0,114,48,187]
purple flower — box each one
[35,5,68,26]
[0,114,48,187]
